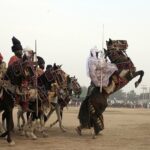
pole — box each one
[35,40,38,117]
[102,24,104,51]
[100,24,104,93]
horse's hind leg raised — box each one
[132,70,144,88]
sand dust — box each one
[0,107,150,150]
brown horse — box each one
[104,39,144,90]
[48,75,82,131]
[17,63,70,135]
[76,39,144,138]
[0,58,35,145]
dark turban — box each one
[11,36,23,52]
[37,56,45,66]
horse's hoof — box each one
[4,135,7,140]
[60,126,66,132]
[25,131,30,138]
[20,130,25,136]
[61,128,66,133]
[9,140,15,146]
[30,133,37,140]
[75,127,82,136]
[92,135,96,139]
[42,132,48,138]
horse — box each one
[76,39,144,138]
[39,64,69,132]
[16,63,57,138]
[0,58,35,145]
[48,75,82,131]
[104,39,144,90]
[69,76,82,98]
[16,63,68,136]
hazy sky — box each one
[0,0,150,94]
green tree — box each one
[109,89,126,100]
[80,86,88,98]
[127,90,137,101]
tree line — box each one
[79,86,150,102]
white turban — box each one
[90,46,99,58]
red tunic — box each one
[8,55,20,66]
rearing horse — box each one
[104,39,144,91]
[76,39,144,138]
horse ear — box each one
[53,63,56,68]
[104,48,107,52]
[108,38,112,45]
[22,54,28,61]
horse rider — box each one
[8,36,23,66]
[86,46,118,96]
[23,47,45,77]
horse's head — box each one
[49,64,67,88]
[67,76,82,98]
[44,66,56,83]
[104,39,129,64]
[106,38,128,51]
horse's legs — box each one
[0,112,7,137]
[46,106,55,122]
[75,125,83,136]
[49,119,58,128]
[38,113,48,137]
[2,111,6,131]
[6,109,15,145]
[130,70,144,88]
[50,108,63,128]
[47,104,59,127]
[17,108,23,130]
[55,104,66,132]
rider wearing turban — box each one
[87,46,118,95]
[36,56,45,77]
[8,36,23,66]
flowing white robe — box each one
[87,56,118,87]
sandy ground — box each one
[0,107,150,150]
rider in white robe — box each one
[87,46,118,94]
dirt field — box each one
[0,107,150,150]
